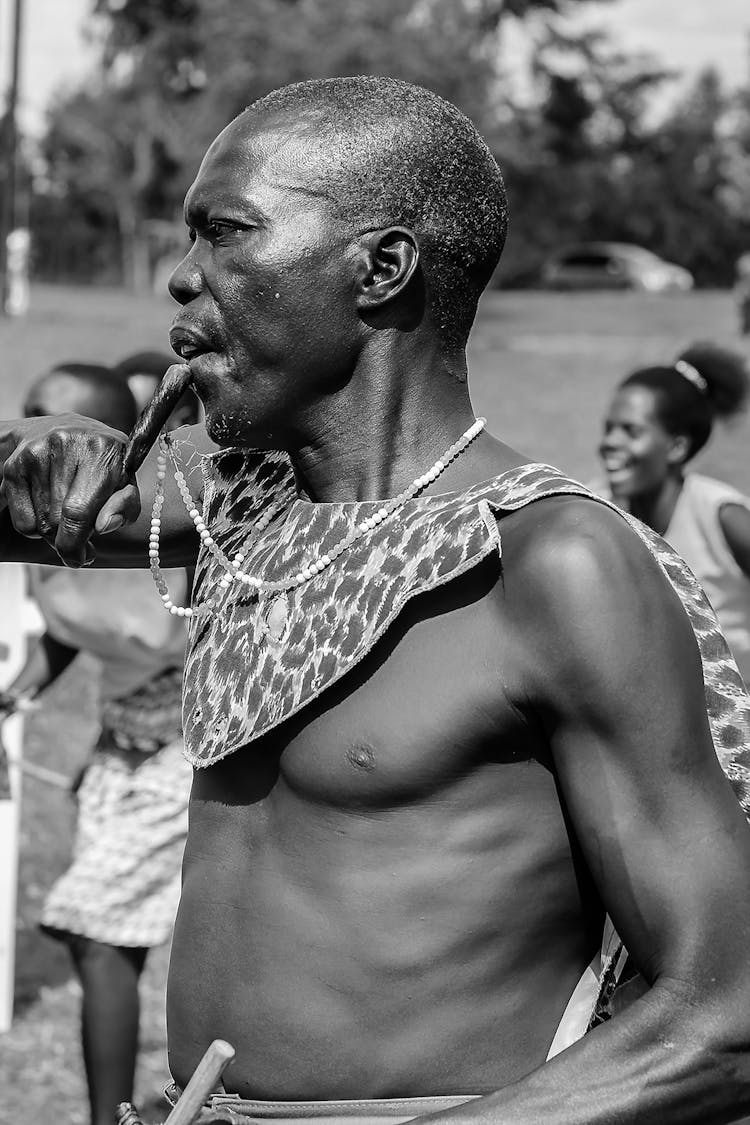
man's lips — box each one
[169,324,215,361]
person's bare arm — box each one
[719,502,750,580]
[426,497,750,1124]
[0,416,211,568]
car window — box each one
[559,253,612,268]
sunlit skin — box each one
[3,105,750,1123]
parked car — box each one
[540,242,694,292]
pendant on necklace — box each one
[261,593,290,643]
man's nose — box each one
[168,248,203,305]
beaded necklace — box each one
[148,417,486,616]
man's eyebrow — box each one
[183,197,269,227]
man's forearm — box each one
[424,981,750,1125]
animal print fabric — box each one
[183,454,750,818]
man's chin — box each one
[204,412,242,448]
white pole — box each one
[0,562,30,1032]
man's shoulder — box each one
[494,491,681,644]
[497,490,647,573]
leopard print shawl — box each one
[182,452,750,818]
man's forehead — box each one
[187,115,337,213]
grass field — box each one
[0,283,748,1123]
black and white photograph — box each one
[1,2,750,1122]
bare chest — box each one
[194,563,544,812]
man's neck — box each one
[289,343,479,504]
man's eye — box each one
[206,221,238,239]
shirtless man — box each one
[2,77,750,1124]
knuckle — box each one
[2,448,26,483]
[10,510,38,536]
[59,503,90,531]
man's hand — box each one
[0,414,141,567]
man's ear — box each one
[354,227,419,312]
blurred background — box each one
[3,0,750,292]
[1,2,750,1122]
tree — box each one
[30,0,647,289]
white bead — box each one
[149,549,159,558]
[377,507,388,520]
[189,508,200,519]
[184,608,194,618]
[169,606,179,615]
[321,554,331,566]
[203,536,214,547]
[195,521,206,533]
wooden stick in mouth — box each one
[122,363,193,477]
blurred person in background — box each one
[0,362,196,1125]
[599,342,750,687]
[113,350,200,425]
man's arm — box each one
[432,497,750,1124]
[0,416,211,567]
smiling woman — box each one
[599,341,750,685]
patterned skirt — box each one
[40,732,192,948]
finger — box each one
[2,454,43,538]
[123,364,192,476]
[29,454,52,539]
[95,484,142,535]
[53,453,130,566]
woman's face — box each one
[599,385,681,500]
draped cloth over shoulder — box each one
[183,452,750,815]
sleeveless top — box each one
[666,473,750,687]
[182,451,750,817]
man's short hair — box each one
[245,77,508,350]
